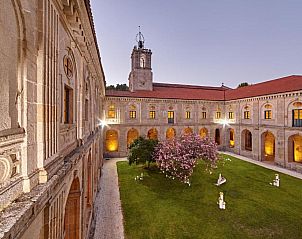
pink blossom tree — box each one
[153,133,218,185]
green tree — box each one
[237,82,249,88]
[106,83,129,91]
[128,136,158,167]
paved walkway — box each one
[221,151,302,180]
[93,158,127,239]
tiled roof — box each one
[106,75,302,101]
[106,83,227,101]
[225,75,302,100]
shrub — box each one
[153,133,218,184]
[128,136,158,167]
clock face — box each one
[138,80,145,87]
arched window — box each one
[127,128,139,147]
[215,129,220,145]
[229,129,235,148]
[262,131,275,161]
[166,128,176,139]
[105,130,118,152]
[199,128,208,138]
[288,134,302,163]
[140,56,145,68]
[147,128,158,140]
[183,127,193,135]
[242,129,252,151]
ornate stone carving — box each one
[0,156,13,184]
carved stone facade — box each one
[0,1,105,239]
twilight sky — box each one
[91,0,302,88]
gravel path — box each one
[93,158,126,239]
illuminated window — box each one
[215,112,221,119]
[293,109,302,127]
[108,105,116,118]
[64,85,73,124]
[149,111,155,119]
[202,112,207,119]
[244,111,250,119]
[264,110,272,119]
[168,111,174,124]
[130,111,136,119]
[228,112,234,119]
[185,111,191,119]
[229,129,235,148]
[105,130,118,152]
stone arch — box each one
[183,127,193,135]
[261,131,275,161]
[64,177,81,239]
[127,128,139,147]
[288,134,302,163]
[0,0,25,131]
[199,127,208,138]
[229,128,235,148]
[215,128,220,145]
[241,129,252,151]
[105,129,118,152]
[166,127,176,140]
[147,128,158,140]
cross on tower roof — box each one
[136,26,145,49]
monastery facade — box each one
[104,32,302,172]
[0,0,105,238]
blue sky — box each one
[91,0,302,88]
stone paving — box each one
[92,158,126,239]
[222,151,302,180]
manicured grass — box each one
[117,155,302,239]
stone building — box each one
[0,0,105,238]
[104,31,302,172]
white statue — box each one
[215,173,227,186]
[217,192,226,210]
[270,174,280,187]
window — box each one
[130,111,136,119]
[63,56,73,78]
[244,111,250,119]
[228,112,234,119]
[185,111,191,119]
[168,111,174,124]
[108,105,116,118]
[293,109,302,127]
[245,131,252,151]
[215,111,221,119]
[149,111,155,119]
[64,85,73,124]
[202,111,207,119]
[264,110,272,119]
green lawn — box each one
[117,154,302,239]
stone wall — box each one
[0,0,105,238]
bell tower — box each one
[128,27,153,92]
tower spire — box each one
[136,26,145,49]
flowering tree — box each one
[153,133,218,185]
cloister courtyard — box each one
[91,153,302,239]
